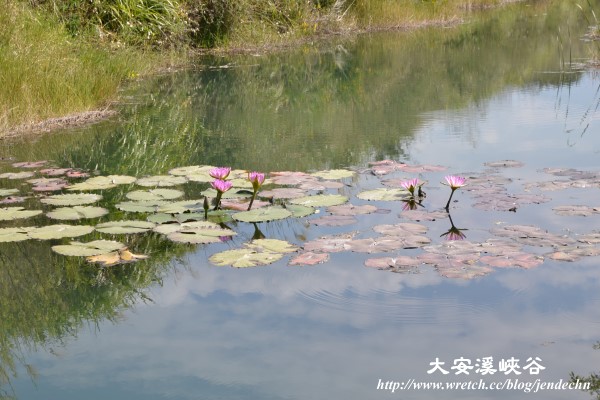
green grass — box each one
[0,2,164,134]
[0,0,546,136]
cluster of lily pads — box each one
[0,158,599,277]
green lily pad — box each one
[357,188,409,201]
[259,188,307,199]
[0,171,35,179]
[0,227,36,242]
[153,220,221,235]
[126,189,184,201]
[157,200,204,214]
[29,224,94,240]
[95,220,156,234]
[249,239,298,253]
[310,169,355,180]
[0,189,19,196]
[289,194,348,207]
[46,206,109,220]
[167,227,235,244]
[209,248,284,268]
[233,206,292,223]
[136,175,187,187]
[41,193,102,206]
[311,215,357,226]
[52,240,126,256]
[147,212,206,224]
[116,200,168,213]
[68,175,136,191]
[168,165,213,176]
[327,204,378,216]
[0,207,43,221]
[286,204,316,218]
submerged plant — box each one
[247,171,265,211]
[442,175,466,211]
[211,179,233,210]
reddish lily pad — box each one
[303,233,356,253]
[364,256,421,272]
[553,205,600,216]
[270,171,314,186]
[289,252,329,266]
[40,168,72,176]
[327,204,378,216]
[484,160,525,168]
[310,215,357,226]
[0,196,26,204]
[12,161,47,168]
[373,222,428,236]
[399,210,448,222]
[259,188,307,199]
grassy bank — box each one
[0,0,537,136]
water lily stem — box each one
[445,189,456,211]
[247,193,257,211]
[213,192,223,211]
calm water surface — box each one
[3,1,600,399]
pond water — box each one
[3,1,600,399]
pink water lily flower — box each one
[209,167,231,180]
[248,171,265,191]
[443,175,466,190]
[211,179,233,193]
[400,178,420,196]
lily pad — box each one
[161,221,236,244]
[12,161,47,168]
[364,256,421,272]
[0,196,26,204]
[0,171,35,179]
[249,239,298,253]
[52,240,126,256]
[349,235,430,253]
[201,188,252,199]
[289,252,329,266]
[357,188,409,201]
[303,233,355,253]
[87,248,148,266]
[0,189,19,196]
[29,224,94,240]
[310,215,357,226]
[40,168,72,176]
[136,175,187,187]
[68,175,136,191]
[259,188,307,199]
[126,189,184,201]
[41,193,102,206]
[233,206,292,223]
[147,212,207,224]
[484,160,525,168]
[46,206,109,220]
[289,194,348,207]
[0,227,36,242]
[310,169,355,180]
[157,200,204,214]
[168,165,213,176]
[270,171,314,185]
[298,180,344,190]
[0,207,43,221]
[373,222,428,236]
[553,205,600,217]
[95,220,156,234]
[116,200,168,213]
[399,210,448,222]
[286,204,316,218]
[209,248,284,268]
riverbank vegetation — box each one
[0,0,592,136]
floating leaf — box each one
[12,161,47,168]
[489,225,575,247]
[286,204,316,218]
[303,233,355,253]
[289,194,348,207]
[484,160,524,168]
[95,220,156,234]
[209,248,284,268]
[0,207,43,221]
[168,165,213,176]
[373,222,428,236]
[147,212,206,224]
[233,206,292,223]
[357,188,408,201]
[46,206,108,220]
[259,188,307,199]
[30,178,69,192]
[157,200,204,214]
[86,248,148,266]
[68,175,136,191]
[0,196,26,204]
[52,240,126,256]
[399,210,448,222]
[249,239,298,253]
[66,170,89,178]
[349,235,430,253]
[553,205,600,217]
[0,189,18,196]
[310,169,355,180]
[221,199,270,211]
[41,193,102,206]
[136,175,187,187]
[298,180,344,190]
[126,189,184,201]
[166,222,236,244]
[0,171,35,179]
[289,252,329,266]
[0,227,36,242]
[40,168,72,176]
[29,224,94,240]
[201,188,251,199]
[116,200,168,213]
[364,256,421,272]
[310,215,357,226]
